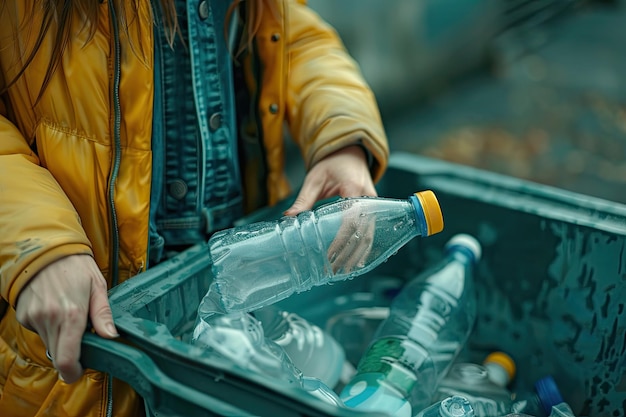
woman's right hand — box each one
[14,254,119,383]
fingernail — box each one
[107,323,119,337]
[58,374,65,382]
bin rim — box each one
[106,243,390,417]
[388,152,626,234]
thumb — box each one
[89,277,119,338]
[284,185,319,216]
[284,196,312,217]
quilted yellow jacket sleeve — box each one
[0,102,93,309]
[285,0,389,180]
[240,0,389,209]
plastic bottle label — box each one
[356,336,428,394]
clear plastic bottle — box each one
[191,311,347,407]
[511,376,565,417]
[415,396,475,417]
[339,234,482,417]
[191,311,303,385]
[253,305,347,388]
[434,352,517,417]
[202,191,444,314]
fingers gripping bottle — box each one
[203,191,444,314]
[339,234,481,417]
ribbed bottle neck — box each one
[445,245,479,265]
[408,195,429,236]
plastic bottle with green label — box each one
[339,234,481,417]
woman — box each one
[0,0,389,415]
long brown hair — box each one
[1,0,276,104]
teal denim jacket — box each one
[149,0,243,265]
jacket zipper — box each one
[107,0,122,288]
[105,373,113,417]
[104,1,121,416]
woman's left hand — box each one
[284,145,376,216]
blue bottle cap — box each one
[445,234,482,263]
[535,375,564,415]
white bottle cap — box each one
[445,234,482,262]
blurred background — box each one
[293,0,626,204]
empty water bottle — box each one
[191,310,348,407]
[339,234,481,417]
[253,305,346,388]
[191,311,302,385]
[434,352,516,417]
[202,191,443,314]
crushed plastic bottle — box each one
[202,191,444,314]
[191,310,344,407]
[191,311,302,385]
[253,305,346,388]
[339,234,481,417]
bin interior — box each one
[108,152,626,417]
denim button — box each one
[198,1,209,20]
[169,179,188,200]
[209,112,222,131]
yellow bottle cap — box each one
[414,190,444,236]
[484,351,516,380]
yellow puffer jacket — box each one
[0,0,388,416]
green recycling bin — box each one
[82,152,626,417]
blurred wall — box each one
[308,0,502,117]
